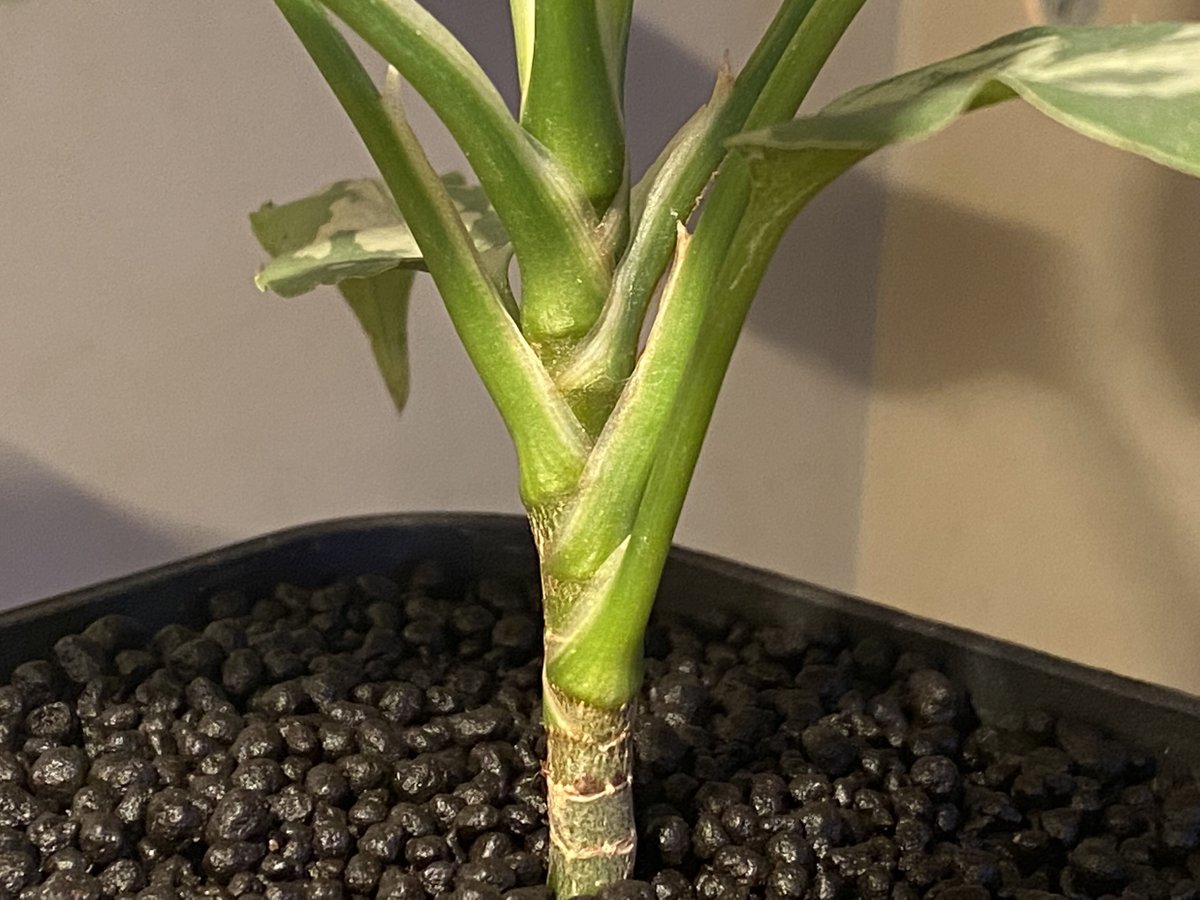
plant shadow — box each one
[747,168,888,392]
[0,442,216,609]
[1151,164,1200,417]
[860,186,1200,672]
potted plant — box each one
[243,2,1200,895]
[4,3,1200,899]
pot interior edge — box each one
[2,514,1196,777]
[657,554,1200,777]
[0,516,537,681]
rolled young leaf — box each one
[250,175,509,299]
[509,0,534,108]
[520,3,627,213]
[731,22,1200,228]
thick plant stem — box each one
[533,512,638,897]
[543,681,635,897]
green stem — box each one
[556,71,735,405]
[544,0,872,701]
[275,0,589,505]
[546,169,751,582]
[516,1,628,361]
[745,0,871,130]
[319,0,611,358]
[560,0,868,403]
[543,681,634,899]
[521,2,627,214]
[534,510,636,897]
[548,152,845,705]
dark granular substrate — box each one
[0,563,1195,899]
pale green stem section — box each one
[548,155,848,706]
[509,0,534,105]
[542,658,635,898]
[529,505,637,898]
[559,0,866,411]
[545,170,751,583]
[517,1,628,362]
[521,3,626,214]
[275,0,589,505]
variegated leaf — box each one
[731,23,1200,225]
[250,174,509,299]
[249,175,506,416]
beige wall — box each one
[7,2,1196,698]
[0,3,892,603]
[858,1,1200,694]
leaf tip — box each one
[383,65,405,124]
[252,272,271,294]
[711,64,735,107]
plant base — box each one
[544,681,635,897]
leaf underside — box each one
[732,23,1200,223]
[340,268,416,414]
[250,174,505,415]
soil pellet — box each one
[0,566,1188,898]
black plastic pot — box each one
[5,512,1198,778]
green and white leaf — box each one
[732,22,1200,225]
[341,268,415,415]
[250,174,507,415]
[250,174,509,299]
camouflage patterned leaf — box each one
[250,174,509,299]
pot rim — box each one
[5,511,1198,771]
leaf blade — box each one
[340,268,416,414]
[732,22,1200,211]
[250,175,510,299]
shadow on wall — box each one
[1153,165,1200,416]
[871,186,1200,652]
[0,442,216,608]
[873,190,1076,394]
[747,168,887,389]
[875,184,1199,410]
[875,183,1200,399]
